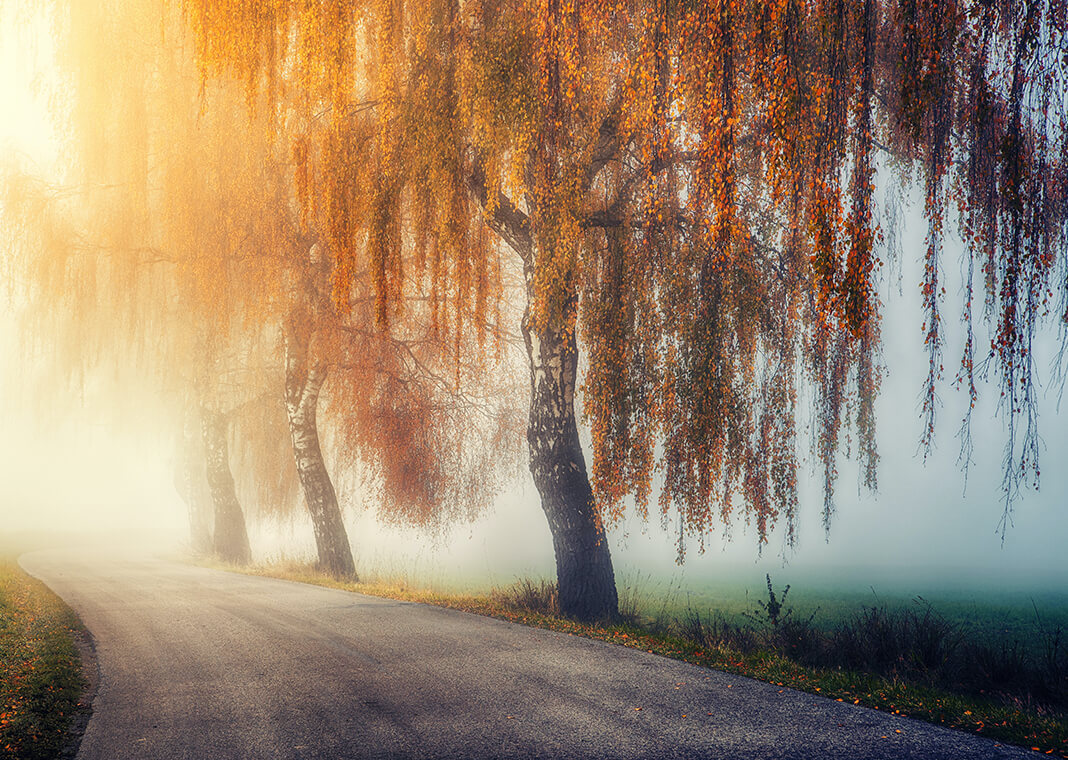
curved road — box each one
[21,548,1033,760]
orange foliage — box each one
[90,0,1068,546]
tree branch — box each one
[467,156,533,271]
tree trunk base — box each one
[525,310,619,623]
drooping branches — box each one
[183,0,524,551]
[33,0,1067,615]
[195,0,1067,561]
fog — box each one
[4,210,1065,596]
[2,2,1066,599]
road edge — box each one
[16,552,99,760]
[60,616,98,759]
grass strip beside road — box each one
[0,557,86,760]
[232,561,1068,759]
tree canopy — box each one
[4,0,1066,619]
[186,0,1067,534]
[4,0,523,572]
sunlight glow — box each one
[0,3,62,175]
[1,5,182,546]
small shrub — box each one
[617,574,650,626]
[490,578,558,615]
[649,574,686,634]
[678,607,758,654]
[834,605,902,672]
[1032,606,1068,704]
[744,574,792,628]
[969,638,1028,689]
[774,614,824,663]
[678,607,711,647]
[902,597,962,676]
[738,575,821,661]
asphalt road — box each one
[20,547,1036,760]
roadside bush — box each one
[961,618,1068,706]
[678,576,820,662]
[617,574,651,626]
[499,571,1067,714]
[971,638,1026,686]
[490,578,558,616]
[678,607,759,654]
[773,615,824,664]
[834,604,902,672]
[902,598,962,675]
[832,598,962,681]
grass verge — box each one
[217,560,1066,757]
[0,557,87,760]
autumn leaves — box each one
[12,0,1066,619]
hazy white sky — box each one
[0,4,182,542]
[1,5,1065,589]
[0,3,60,175]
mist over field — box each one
[4,255,1066,599]
[1,0,1065,605]
[4,1,1068,757]
[3,211,1066,605]
[2,161,1066,601]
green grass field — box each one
[612,566,1068,656]
[326,555,1068,661]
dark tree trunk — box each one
[201,409,252,564]
[284,309,357,579]
[174,420,212,555]
[523,309,619,622]
[470,159,620,621]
